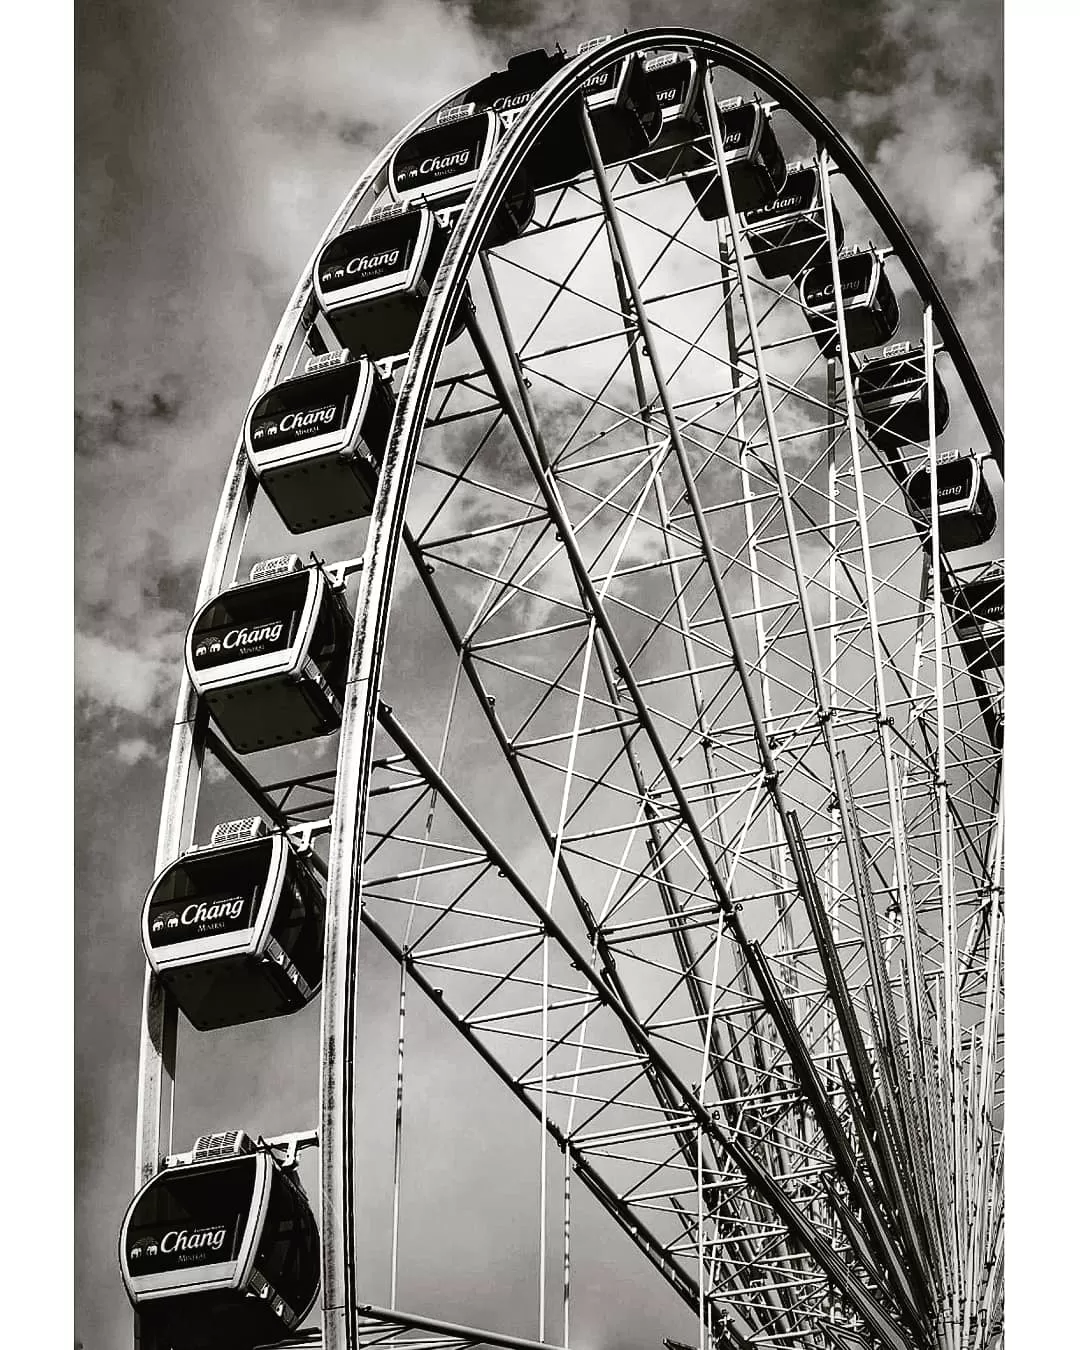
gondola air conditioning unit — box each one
[119,1131,319,1349]
[186,558,352,754]
[142,820,325,1030]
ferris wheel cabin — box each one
[946,565,1004,673]
[387,103,535,245]
[743,161,845,279]
[687,96,787,219]
[465,47,566,124]
[186,556,352,755]
[628,52,708,185]
[244,352,392,534]
[855,340,951,466]
[799,247,899,355]
[315,204,466,361]
[142,819,325,1031]
[120,1130,319,1349]
[464,48,581,189]
[904,450,996,552]
[578,37,663,164]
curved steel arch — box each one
[320,29,1001,1349]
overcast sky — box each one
[75,2,1002,1345]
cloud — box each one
[75,630,178,722]
[873,103,1001,286]
[832,0,1003,398]
[114,736,161,766]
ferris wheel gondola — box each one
[856,338,951,469]
[314,205,463,361]
[576,36,663,162]
[463,48,577,186]
[141,818,325,1030]
[120,1131,320,1350]
[186,557,352,755]
[688,94,787,217]
[244,353,392,534]
[627,51,707,185]
[743,159,845,277]
[947,563,1005,672]
[387,103,535,244]
[905,449,997,551]
[800,244,900,352]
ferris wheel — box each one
[119,28,1003,1350]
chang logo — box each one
[195,637,223,658]
[279,404,337,434]
[159,1226,228,1257]
[222,621,285,652]
[807,274,864,306]
[493,91,532,112]
[345,249,400,276]
[418,149,472,176]
[181,897,246,927]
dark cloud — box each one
[75,377,188,462]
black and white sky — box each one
[74,2,1003,1346]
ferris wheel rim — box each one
[319,28,1001,1350]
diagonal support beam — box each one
[378,700,910,1350]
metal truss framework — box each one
[134,29,1003,1350]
